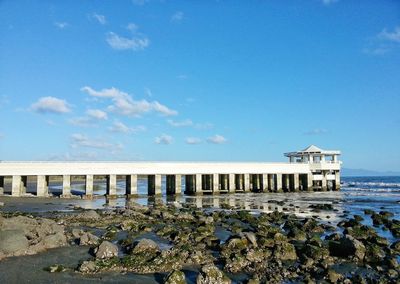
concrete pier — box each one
[126,174,138,196]
[106,174,117,197]
[62,175,71,197]
[85,175,94,198]
[0,145,341,198]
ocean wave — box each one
[343,181,400,189]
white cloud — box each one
[68,117,96,127]
[303,128,328,135]
[86,109,108,120]
[92,13,106,25]
[108,120,146,134]
[321,0,338,5]
[70,133,123,153]
[207,134,227,144]
[155,134,173,145]
[186,137,202,145]
[167,119,193,127]
[106,32,149,51]
[171,11,184,22]
[81,86,177,117]
[54,22,69,29]
[30,97,71,114]
[378,26,400,43]
[126,23,138,32]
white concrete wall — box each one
[0,161,313,176]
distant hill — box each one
[342,168,400,177]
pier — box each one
[0,145,341,198]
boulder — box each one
[165,270,187,284]
[329,235,365,260]
[132,238,160,254]
[95,241,118,259]
[243,232,257,248]
[80,232,100,246]
[273,242,297,261]
[0,229,29,255]
[76,210,101,221]
[79,260,97,273]
[196,264,231,284]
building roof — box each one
[284,145,341,157]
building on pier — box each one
[0,145,341,198]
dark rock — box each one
[329,235,365,261]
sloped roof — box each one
[301,145,323,153]
[284,145,341,157]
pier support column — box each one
[12,175,26,197]
[175,174,182,194]
[244,174,250,192]
[262,174,268,192]
[184,175,193,194]
[268,174,274,192]
[37,175,49,197]
[106,174,117,197]
[126,175,138,196]
[306,174,313,191]
[85,175,94,198]
[62,175,71,197]
[334,171,340,191]
[229,174,235,193]
[321,172,327,191]
[275,174,283,192]
[213,174,219,194]
[293,174,300,192]
[284,174,290,191]
[195,174,203,194]
[148,175,162,196]
[0,176,4,195]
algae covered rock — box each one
[329,235,365,260]
[273,242,297,261]
[165,270,187,284]
[196,264,231,284]
[132,238,160,255]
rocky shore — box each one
[0,200,399,283]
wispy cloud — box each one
[54,22,69,29]
[108,120,146,134]
[171,11,184,22]
[106,23,149,51]
[70,133,123,153]
[30,97,71,114]
[364,26,400,55]
[207,134,227,144]
[186,137,202,145]
[92,13,106,25]
[303,128,328,135]
[321,0,338,5]
[155,134,173,145]
[69,109,107,127]
[378,26,400,43]
[195,122,214,130]
[86,109,108,120]
[81,86,177,117]
[167,119,193,127]
[69,117,96,127]
[106,32,149,51]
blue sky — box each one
[0,0,399,171]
